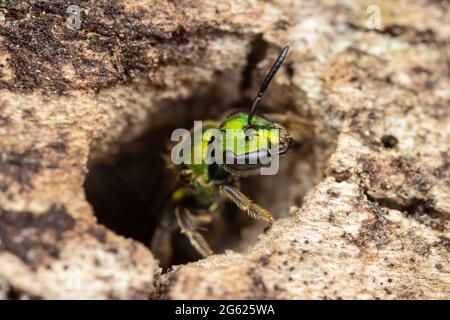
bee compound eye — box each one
[223,150,272,171]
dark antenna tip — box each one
[247,45,290,126]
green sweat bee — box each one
[151,46,308,266]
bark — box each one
[0,0,449,299]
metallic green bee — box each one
[152,46,301,266]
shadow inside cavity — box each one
[84,54,331,269]
[84,118,322,269]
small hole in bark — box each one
[381,135,398,148]
[84,58,333,271]
[85,119,327,271]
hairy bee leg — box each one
[175,206,214,258]
[220,184,274,224]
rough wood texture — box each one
[1,0,449,299]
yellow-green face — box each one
[218,112,290,175]
[178,113,290,178]
[219,113,279,153]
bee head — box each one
[218,112,290,176]
[217,46,290,176]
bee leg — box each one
[151,212,177,269]
[189,213,213,231]
[188,201,220,230]
[264,112,314,141]
[220,184,274,224]
[175,206,214,258]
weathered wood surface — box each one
[0,0,449,299]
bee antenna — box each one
[247,45,289,126]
